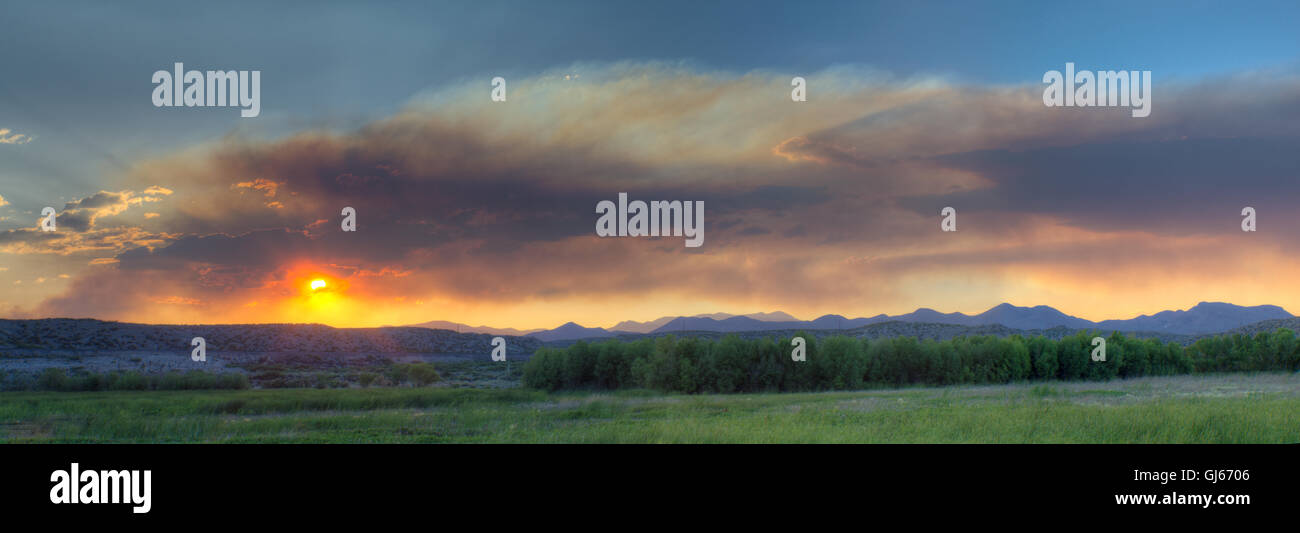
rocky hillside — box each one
[0,319,541,355]
[1207,317,1300,339]
[5,316,1295,355]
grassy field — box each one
[1,373,1297,443]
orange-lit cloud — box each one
[0,128,32,145]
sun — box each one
[310,279,326,291]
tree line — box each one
[522,329,1300,393]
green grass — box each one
[2,374,1297,443]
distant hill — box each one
[611,311,799,333]
[959,303,1096,330]
[531,312,804,342]
[609,316,678,334]
[645,302,1291,336]
[686,311,799,322]
[540,320,1204,348]
[650,315,783,333]
[1095,302,1293,335]
[404,320,543,337]
[5,302,1290,352]
[407,303,1290,341]
[527,322,615,342]
[1204,316,1300,339]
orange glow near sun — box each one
[284,271,353,324]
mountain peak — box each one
[813,314,847,320]
[527,322,613,342]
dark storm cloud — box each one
[905,136,1300,237]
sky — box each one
[2,0,1299,329]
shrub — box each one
[1027,336,1058,380]
[407,363,441,386]
[218,373,251,390]
[522,348,566,391]
[112,371,148,391]
[562,342,598,389]
[702,335,748,393]
[1057,333,1091,381]
[384,363,412,386]
[38,368,69,391]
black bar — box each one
[3,444,1291,523]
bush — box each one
[1082,332,1123,381]
[111,371,148,391]
[1057,333,1091,381]
[384,364,412,386]
[407,363,441,386]
[522,348,566,391]
[1028,336,1058,380]
[562,342,597,389]
[218,373,251,390]
[702,335,748,393]
[38,368,69,391]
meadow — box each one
[2,372,1296,443]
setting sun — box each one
[310,279,326,291]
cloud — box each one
[909,137,1300,239]
[0,128,32,145]
[0,187,176,255]
[13,62,1300,326]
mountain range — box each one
[609,311,798,333]
[407,311,799,339]
[411,302,1293,342]
[402,320,543,337]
